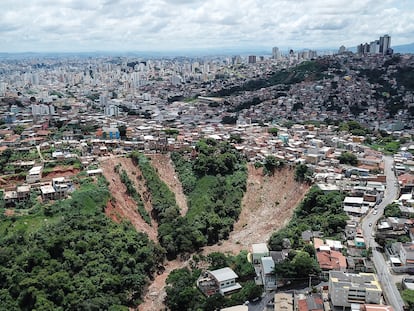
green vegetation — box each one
[393,66,414,91]
[163,128,180,136]
[294,163,313,183]
[44,158,82,171]
[0,177,163,310]
[269,186,347,250]
[264,155,285,175]
[268,127,278,136]
[384,202,402,218]
[339,121,370,136]
[367,132,401,154]
[131,152,204,258]
[212,59,331,98]
[118,169,151,225]
[172,139,247,245]
[274,250,320,282]
[402,289,414,309]
[338,152,358,166]
[49,90,64,98]
[13,125,26,135]
[165,251,260,311]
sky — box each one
[1,0,414,53]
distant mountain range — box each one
[0,42,413,59]
[392,42,414,54]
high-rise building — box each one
[369,40,380,54]
[338,45,346,54]
[272,47,281,59]
[358,35,391,56]
[248,55,257,64]
[379,34,391,55]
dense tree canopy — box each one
[269,186,347,250]
[0,178,163,310]
[172,139,247,247]
[338,151,358,166]
[165,251,259,311]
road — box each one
[361,155,405,310]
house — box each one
[197,267,242,296]
[26,166,43,183]
[102,127,120,140]
[87,168,103,176]
[329,271,382,308]
[316,249,347,272]
[251,243,270,265]
[302,230,324,243]
[3,185,31,205]
[52,177,70,199]
[274,292,293,311]
[343,196,370,215]
[346,257,375,273]
[40,185,56,201]
[297,294,324,311]
[260,257,276,290]
[270,250,289,264]
[395,242,414,265]
[354,237,366,248]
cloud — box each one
[0,0,413,52]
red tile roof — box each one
[316,250,347,270]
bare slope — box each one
[147,154,188,216]
[202,164,310,255]
[100,155,309,310]
[100,157,158,242]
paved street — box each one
[361,155,405,310]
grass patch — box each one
[186,175,217,221]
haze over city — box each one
[1,0,414,53]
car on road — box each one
[373,210,378,215]
[369,223,372,227]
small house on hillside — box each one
[197,267,241,296]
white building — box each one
[252,243,270,265]
[197,267,242,296]
[26,166,43,183]
[329,271,382,308]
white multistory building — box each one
[329,271,382,308]
[31,103,55,116]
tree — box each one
[338,152,358,166]
[264,155,279,175]
[295,164,312,182]
[117,125,127,139]
[13,125,25,135]
[165,268,203,311]
[384,203,402,217]
[207,252,228,270]
[268,128,278,136]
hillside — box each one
[100,156,158,242]
[147,154,188,216]
[97,153,311,310]
[139,159,309,310]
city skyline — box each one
[1,0,414,53]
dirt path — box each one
[100,157,158,242]
[148,154,188,216]
[137,259,188,311]
[201,165,310,255]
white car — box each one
[373,210,378,215]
